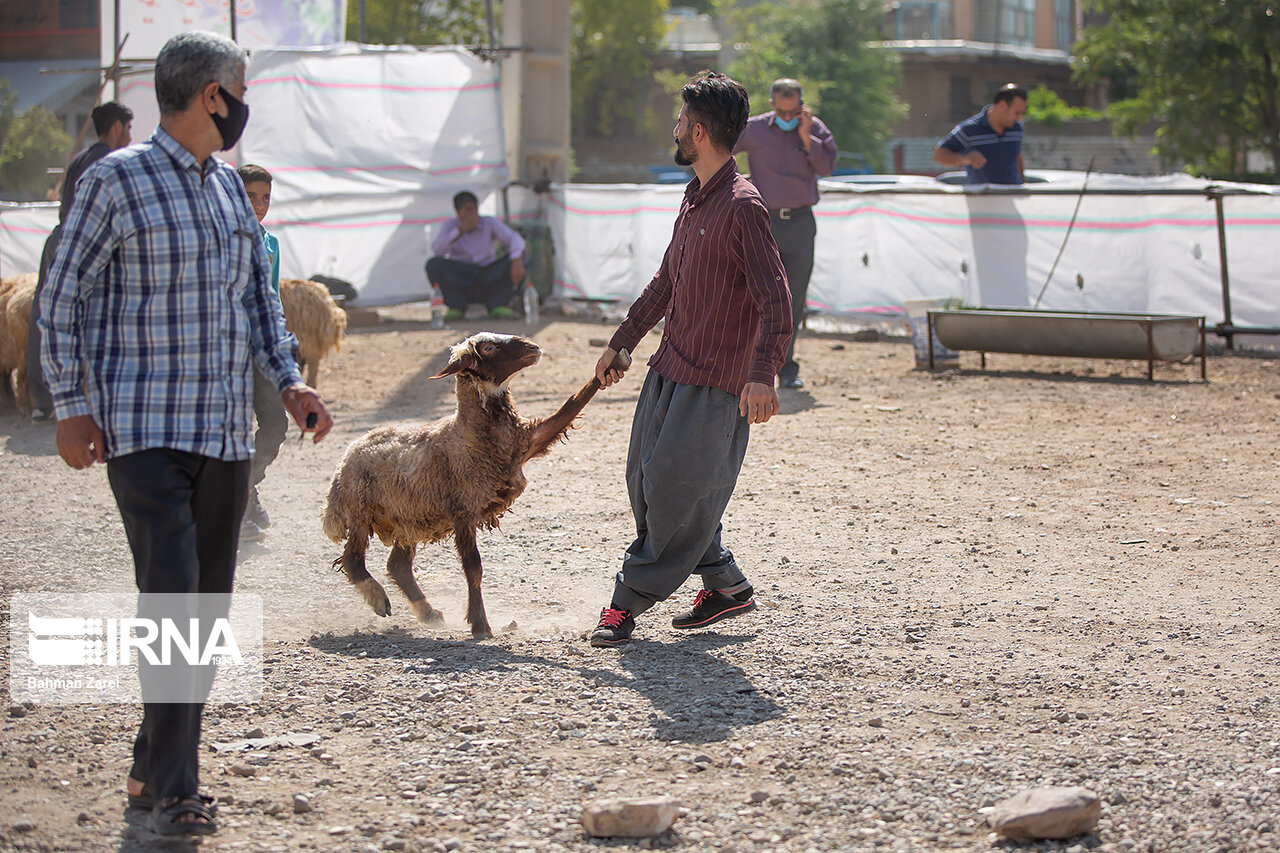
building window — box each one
[58,0,96,30]
[888,1,951,40]
[1001,0,1036,46]
[1055,0,1075,50]
[974,0,1035,46]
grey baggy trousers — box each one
[611,370,751,615]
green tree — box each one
[1025,84,1100,129]
[1074,0,1280,176]
[0,82,70,199]
[723,0,905,171]
[571,0,669,137]
[346,0,490,46]
[0,80,18,151]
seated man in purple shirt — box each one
[425,191,527,320]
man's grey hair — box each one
[154,31,247,116]
[770,78,803,99]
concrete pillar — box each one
[500,0,571,185]
[1036,0,1056,50]
[952,0,976,41]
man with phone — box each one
[733,78,838,390]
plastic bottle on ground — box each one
[522,283,539,325]
[430,286,445,329]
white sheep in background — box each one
[321,332,630,639]
[279,278,346,388]
[0,273,37,412]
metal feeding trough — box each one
[926,308,1207,381]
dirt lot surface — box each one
[1,306,1278,853]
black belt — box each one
[771,205,811,220]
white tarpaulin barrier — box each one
[7,162,1279,332]
[240,45,508,305]
[548,176,1280,330]
[104,0,347,152]
[9,46,510,305]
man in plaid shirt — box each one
[39,31,333,836]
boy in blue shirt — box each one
[236,164,289,541]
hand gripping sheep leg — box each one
[321,333,630,639]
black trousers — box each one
[26,225,60,414]
[769,207,816,382]
[425,256,515,312]
[106,449,249,800]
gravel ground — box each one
[1,307,1278,852]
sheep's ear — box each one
[430,353,476,379]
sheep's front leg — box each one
[337,535,391,617]
[386,544,444,626]
[525,350,631,461]
[453,527,492,640]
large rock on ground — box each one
[988,786,1101,841]
[580,796,680,838]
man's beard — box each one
[673,129,697,166]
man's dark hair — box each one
[452,190,478,209]
[681,71,749,153]
[236,164,272,186]
[770,78,803,100]
[92,101,133,137]
[993,83,1027,105]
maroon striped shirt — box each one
[608,158,792,395]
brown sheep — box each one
[0,274,37,412]
[278,278,346,387]
[321,332,629,639]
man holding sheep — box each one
[39,31,333,835]
[589,70,792,647]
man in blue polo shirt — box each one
[933,84,1027,184]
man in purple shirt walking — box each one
[733,79,838,389]
[426,191,527,320]
[588,71,792,647]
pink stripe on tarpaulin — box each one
[263,211,540,230]
[252,75,498,94]
[555,278,587,297]
[547,196,679,217]
[267,162,506,175]
[0,223,52,236]
[815,205,1278,230]
[552,197,1277,228]
[269,218,437,229]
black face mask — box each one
[211,85,249,151]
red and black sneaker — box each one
[589,607,635,647]
[671,587,756,630]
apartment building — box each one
[0,0,101,141]
[882,1,1162,174]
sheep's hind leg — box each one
[453,527,492,640]
[336,536,392,617]
[386,544,444,626]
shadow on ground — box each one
[309,628,784,744]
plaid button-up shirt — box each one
[39,127,301,461]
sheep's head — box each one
[431,332,542,395]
